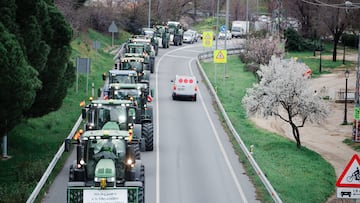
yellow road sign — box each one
[202,32,213,47]
[213,50,227,63]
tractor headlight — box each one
[80,159,85,165]
[126,158,133,165]
[107,177,115,182]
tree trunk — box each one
[333,33,342,62]
[333,38,338,62]
[290,122,301,148]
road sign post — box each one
[202,32,213,48]
[108,21,118,47]
[213,50,227,64]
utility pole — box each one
[148,0,151,28]
[356,34,360,106]
[224,0,229,78]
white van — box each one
[171,75,198,101]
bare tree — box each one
[242,57,329,148]
[282,0,360,62]
[282,0,314,38]
[312,3,353,62]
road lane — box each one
[42,39,259,203]
[156,42,259,203]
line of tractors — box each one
[64,21,184,203]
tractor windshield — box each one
[109,75,135,84]
[111,89,141,100]
[91,106,127,129]
[122,61,143,72]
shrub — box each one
[284,28,314,51]
[342,33,359,48]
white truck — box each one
[231,21,249,38]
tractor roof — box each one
[109,69,137,76]
[121,56,144,62]
[91,99,133,106]
[81,129,130,139]
[109,83,147,90]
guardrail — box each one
[195,49,283,203]
[27,43,125,203]
[26,115,83,203]
[198,47,243,60]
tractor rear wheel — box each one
[142,123,154,151]
[132,143,141,160]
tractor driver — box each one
[94,138,117,160]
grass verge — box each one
[0,29,129,203]
[200,55,336,203]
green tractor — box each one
[81,99,147,152]
[101,69,138,99]
[104,69,138,84]
[115,54,150,86]
[106,83,154,151]
[124,42,155,74]
[64,129,145,203]
[154,25,170,48]
[135,28,159,56]
[167,21,184,46]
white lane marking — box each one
[165,54,194,59]
[188,59,249,203]
[155,45,192,203]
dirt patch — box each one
[250,69,358,203]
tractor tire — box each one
[142,123,154,151]
[147,106,153,121]
[150,57,155,73]
[132,143,141,160]
[69,165,74,181]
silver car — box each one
[183,31,196,44]
[171,75,198,101]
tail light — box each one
[195,85,198,91]
[173,84,176,91]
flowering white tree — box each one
[242,57,329,148]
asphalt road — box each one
[42,39,260,203]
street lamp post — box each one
[343,42,346,65]
[343,69,350,125]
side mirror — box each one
[64,139,71,152]
[102,72,106,81]
[82,108,86,119]
[98,88,102,98]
